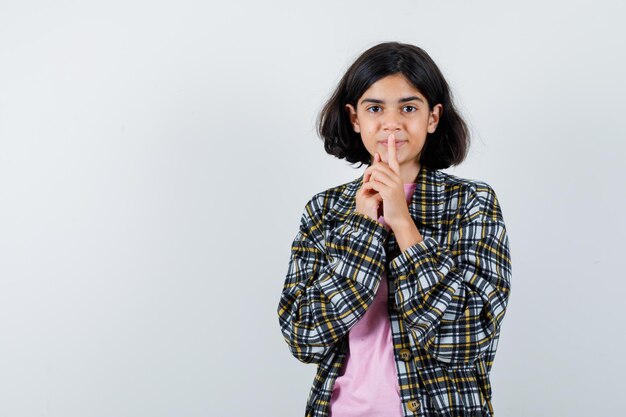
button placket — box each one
[387,232,423,416]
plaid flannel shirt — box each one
[277,165,512,417]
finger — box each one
[369,167,396,188]
[361,180,385,195]
[361,181,378,192]
[363,169,372,183]
[364,153,381,182]
[363,160,376,182]
[365,152,399,185]
[387,133,401,176]
[360,173,378,193]
[369,159,401,184]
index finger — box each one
[387,133,401,175]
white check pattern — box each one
[277,165,512,417]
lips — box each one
[379,140,407,147]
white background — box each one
[1,1,625,416]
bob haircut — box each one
[317,41,470,169]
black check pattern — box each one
[277,165,512,417]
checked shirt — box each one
[277,165,512,417]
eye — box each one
[403,105,417,112]
[366,105,382,113]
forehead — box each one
[358,74,425,104]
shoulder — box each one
[298,178,356,227]
[439,170,503,222]
[439,170,497,199]
[311,178,353,208]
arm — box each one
[277,196,389,364]
[388,183,512,365]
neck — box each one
[400,162,421,184]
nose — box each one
[382,112,402,131]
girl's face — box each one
[345,73,442,171]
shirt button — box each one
[398,348,412,361]
[407,399,421,412]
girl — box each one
[277,41,512,417]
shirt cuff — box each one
[389,236,440,277]
[343,211,389,242]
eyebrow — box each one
[360,96,425,105]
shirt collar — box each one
[324,165,446,230]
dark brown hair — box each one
[317,41,470,169]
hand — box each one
[356,159,383,223]
[360,133,412,231]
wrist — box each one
[389,215,414,233]
[392,217,423,253]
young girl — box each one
[277,41,512,417]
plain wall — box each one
[1,0,625,416]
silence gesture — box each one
[356,133,414,231]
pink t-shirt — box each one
[329,182,418,417]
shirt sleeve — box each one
[388,183,512,365]
[277,197,389,364]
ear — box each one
[428,103,443,134]
[344,103,360,133]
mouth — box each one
[378,140,407,147]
